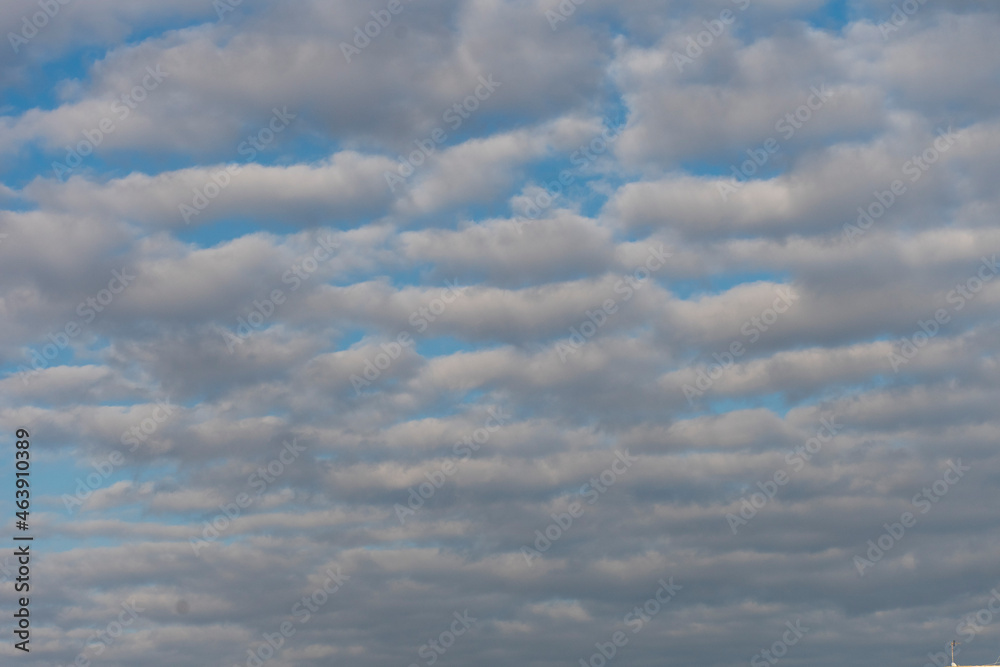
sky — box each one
[1,0,1000,666]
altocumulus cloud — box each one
[2,1,1000,666]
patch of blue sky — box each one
[667,271,793,301]
[727,0,851,41]
[337,328,369,350]
[412,336,485,360]
[11,531,108,556]
[806,0,851,31]
[580,8,630,41]
[457,388,488,406]
[0,193,33,213]
[704,393,790,418]
[72,148,197,184]
[375,265,431,290]
[31,112,329,196]
[271,129,342,166]
[37,457,168,514]
[440,110,531,147]
[5,451,79,508]
[444,200,521,229]
[537,140,624,181]
[397,193,524,234]
[176,215,291,248]
[2,46,97,111]
[677,152,786,182]
[2,139,182,192]
[577,192,611,220]
[0,338,81,379]
[514,172,624,223]
[0,145,61,190]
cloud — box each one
[3,2,1000,667]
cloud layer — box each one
[2,1,1000,666]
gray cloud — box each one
[3,2,1000,666]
